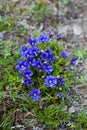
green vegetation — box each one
[74,47,87,60]
[0,0,87,129]
[63,0,71,5]
[0,16,15,32]
[32,1,52,21]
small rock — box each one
[17,19,29,29]
[73,24,83,35]
[79,13,83,18]
[33,126,43,130]
[83,22,87,33]
[58,25,72,34]
[69,106,75,113]
[66,122,72,126]
[73,101,79,107]
[43,0,57,15]
[0,32,4,41]
[12,0,19,2]
[84,59,87,72]
[62,105,68,111]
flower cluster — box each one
[16,33,76,101]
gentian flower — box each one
[16,60,30,72]
[57,34,63,39]
[41,49,55,62]
[45,75,57,87]
[22,70,33,78]
[20,48,34,58]
[49,31,54,37]
[28,38,37,46]
[57,92,62,98]
[30,88,41,100]
[41,49,52,60]
[47,55,55,62]
[27,57,36,66]
[57,77,65,86]
[31,47,40,56]
[38,34,49,43]
[42,64,53,74]
[20,46,29,57]
[34,59,43,68]
[25,48,35,58]
[61,51,69,58]
[23,78,34,87]
[70,58,76,65]
[45,49,52,55]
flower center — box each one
[26,74,28,77]
[49,80,52,83]
[32,42,34,45]
[34,93,37,96]
[21,65,24,68]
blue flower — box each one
[23,78,34,87]
[31,47,40,56]
[27,57,36,66]
[30,88,41,100]
[42,64,53,74]
[41,49,52,60]
[20,45,41,58]
[27,48,36,58]
[49,31,54,36]
[45,49,52,55]
[45,75,57,87]
[28,38,37,46]
[22,70,33,79]
[41,49,55,62]
[20,46,29,57]
[47,55,55,62]
[70,58,76,65]
[34,59,43,68]
[22,47,40,58]
[57,34,63,39]
[57,92,62,98]
[16,60,30,72]
[41,52,47,61]
[57,77,65,86]
[61,51,69,58]
[38,34,49,43]
[20,48,33,58]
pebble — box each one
[62,105,68,111]
[83,22,87,33]
[17,19,29,29]
[12,0,19,2]
[58,25,72,34]
[84,59,87,72]
[73,101,79,107]
[33,126,43,130]
[73,24,83,35]
[69,106,76,113]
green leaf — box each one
[74,47,87,60]
[63,0,71,5]
[0,91,6,100]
